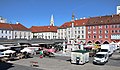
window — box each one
[93,30,96,34]
[115,30,117,33]
[93,26,96,29]
[88,26,91,29]
[99,30,102,34]
[68,31,70,34]
[78,31,80,34]
[99,25,102,29]
[9,31,11,34]
[75,31,77,34]
[99,35,102,38]
[105,35,108,38]
[1,30,3,33]
[105,25,108,28]
[9,36,11,39]
[105,30,108,34]
[82,30,84,34]
[82,26,84,29]
[88,31,91,34]
[115,25,117,28]
[82,35,84,38]
[88,35,91,38]
[93,35,96,38]
[112,30,114,33]
[5,31,7,34]
[112,25,114,28]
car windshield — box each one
[95,54,105,58]
[101,49,108,52]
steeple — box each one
[50,14,54,26]
[71,12,75,21]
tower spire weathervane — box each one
[50,14,54,26]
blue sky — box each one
[0,0,120,28]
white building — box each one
[117,6,120,14]
[0,22,32,40]
[57,16,89,51]
[30,15,58,39]
[30,26,57,39]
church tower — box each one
[50,14,54,26]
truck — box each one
[93,52,109,65]
[71,50,89,65]
[100,44,113,56]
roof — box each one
[0,23,30,31]
[0,23,12,30]
[72,50,89,53]
[86,14,120,26]
[10,23,30,31]
[30,26,58,33]
[59,18,89,29]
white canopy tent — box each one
[3,50,16,54]
[21,48,33,53]
[0,45,10,50]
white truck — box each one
[71,50,89,65]
[93,52,109,65]
[100,44,113,56]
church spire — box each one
[72,12,75,21]
[50,14,54,26]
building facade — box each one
[0,22,32,40]
[30,26,57,39]
[86,14,120,44]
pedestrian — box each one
[39,50,43,58]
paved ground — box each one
[0,50,120,70]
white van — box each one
[93,52,109,65]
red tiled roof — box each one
[59,18,89,29]
[10,23,30,31]
[30,26,58,33]
[0,23,12,30]
[86,14,120,26]
[0,23,30,31]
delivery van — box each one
[100,44,113,56]
[93,52,109,65]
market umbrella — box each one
[0,45,10,50]
[21,48,32,53]
[3,50,16,54]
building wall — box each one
[0,29,13,39]
[57,26,86,44]
[86,24,120,44]
[13,30,32,39]
[0,29,32,39]
[33,32,57,39]
[57,28,66,39]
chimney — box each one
[112,15,114,17]
[16,21,19,24]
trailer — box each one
[71,50,89,65]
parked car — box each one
[93,52,109,65]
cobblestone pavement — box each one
[1,50,120,70]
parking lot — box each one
[0,50,120,70]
